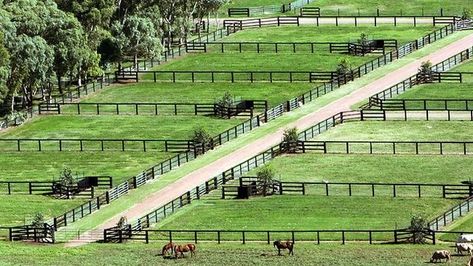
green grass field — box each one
[0,115,242,140]
[222,25,437,44]
[81,82,314,107]
[0,151,167,183]
[0,195,84,227]
[0,242,468,266]
[156,195,455,233]
[312,121,473,142]
[391,59,473,102]
[259,153,473,184]
[307,0,472,16]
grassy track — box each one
[156,195,456,232]
[0,242,467,266]
[306,0,472,16]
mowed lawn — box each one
[156,195,456,235]
[0,115,243,140]
[0,242,468,266]
[259,153,473,184]
[155,52,374,72]
[0,151,167,183]
[222,25,438,44]
[308,121,473,154]
[81,82,315,107]
[307,0,471,16]
[312,121,473,142]
[0,195,84,227]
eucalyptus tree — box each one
[0,33,10,108]
[54,0,116,49]
[156,0,199,49]
[7,35,54,109]
[112,14,162,69]
[195,0,228,30]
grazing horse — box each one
[273,240,294,256]
[174,243,196,258]
[161,242,175,257]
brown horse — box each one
[161,242,175,257]
[174,243,196,258]
[274,240,294,256]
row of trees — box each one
[0,0,227,116]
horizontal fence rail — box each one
[186,40,397,54]
[370,48,473,101]
[103,228,440,245]
[428,197,473,230]
[232,177,473,199]
[13,24,457,238]
[375,98,473,111]
[223,16,459,31]
[0,138,194,153]
[36,116,261,232]
[299,140,473,155]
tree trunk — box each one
[57,74,63,95]
[133,54,138,70]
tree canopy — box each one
[0,0,228,116]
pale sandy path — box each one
[66,32,473,247]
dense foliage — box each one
[0,0,227,115]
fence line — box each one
[228,177,473,199]
[223,16,459,31]
[9,23,459,236]
[428,197,473,230]
[0,138,194,153]
[103,227,441,245]
[298,140,473,155]
[39,116,261,231]
[186,40,397,54]
[370,47,473,102]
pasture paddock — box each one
[2,242,471,265]
[306,0,471,16]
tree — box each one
[112,15,162,70]
[6,35,54,110]
[418,61,433,83]
[0,33,10,109]
[256,165,276,197]
[59,167,75,187]
[157,0,199,49]
[54,0,116,49]
[191,127,213,154]
[116,216,128,229]
[419,61,432,74]
[336,58,352,75]
[358,32,369,45]
[408,215,429,244]
[31,212,45,227]
[462,8,472,20]
[282,127,299,153]
[195,0,228,34]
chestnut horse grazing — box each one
[174,243,196,258]
[161,242,175,257]
[273,240,294,256]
